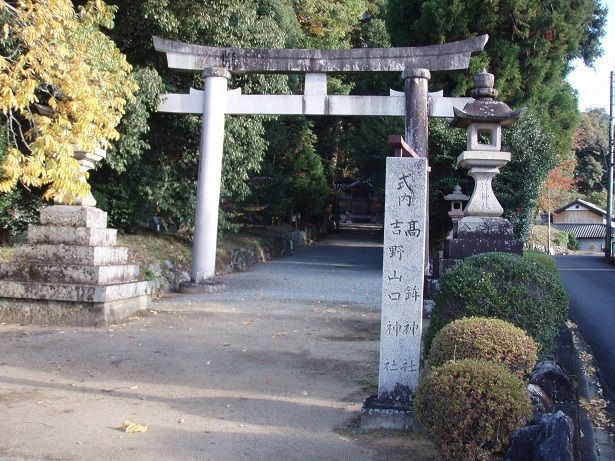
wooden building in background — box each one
[553,198,612,252]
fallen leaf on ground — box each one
[118,421,149,433]
[221,343,231,347]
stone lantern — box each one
[451,70,524,218]
[52,146,106,207]
[435,70,525,269]
[444,185,469,224]
[71,145,106,207]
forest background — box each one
[0,0,610,247]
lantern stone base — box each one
[433,217,522,277]
[0,206,153,326]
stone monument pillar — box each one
[361,156,428,431]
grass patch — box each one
[119,234,193,271]
[119,225,298,274]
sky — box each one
[567,0,614,112]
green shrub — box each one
[523,250,556,272]
[554,231,569,248]
[414,359,532,460]
[567,233,581,250]
[429,317,539,378]
[428,252,569,355]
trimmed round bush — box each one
[428,252,569,355]
[429,317,539,378]
[414,359,532,460]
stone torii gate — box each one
[153,35,488,283]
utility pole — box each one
[548,188,552,255]
[606,71,614,259]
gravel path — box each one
[0,225,435,461]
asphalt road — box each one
[555,255,615,398]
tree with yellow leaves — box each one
[0,0,136,203]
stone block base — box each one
[0,205,152,327]
[0,295,150,327]
[444,237,523,259]
[432,257,460,278]
[441,216,523,260]
[431,217,523,279]
[360,395,422,432]
[179,279,225,294]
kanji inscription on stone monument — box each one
[378,157,428,399]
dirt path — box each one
[0,226,435,461]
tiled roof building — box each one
[552,199,612,252]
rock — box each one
[173,271,190,290]
[155,276,170,292]
[145,263,162,278]
[164,259,173,270]
[531,360,575,402]
[527,383,555,419]
[506,411,574,461]
[505,425,542,461]
[422,300,435,318]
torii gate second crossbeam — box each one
[154,36,488,284]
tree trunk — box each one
[0,228,10,246]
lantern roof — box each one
[451,70,525,128]
[444,184,469,201]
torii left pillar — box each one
[191,67,231,283]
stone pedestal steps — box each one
[0,206,153,326]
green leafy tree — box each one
[90,0,369,232]
[575,154,604,194]
[497,112,558,240]
[574,108,609,196]
[250,119,330,222]
[91,0,292,232]
[293,0,367,48]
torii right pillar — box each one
[404,68,431,275]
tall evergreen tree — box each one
[386,0,607,157]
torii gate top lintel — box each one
[152,35,488,74]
